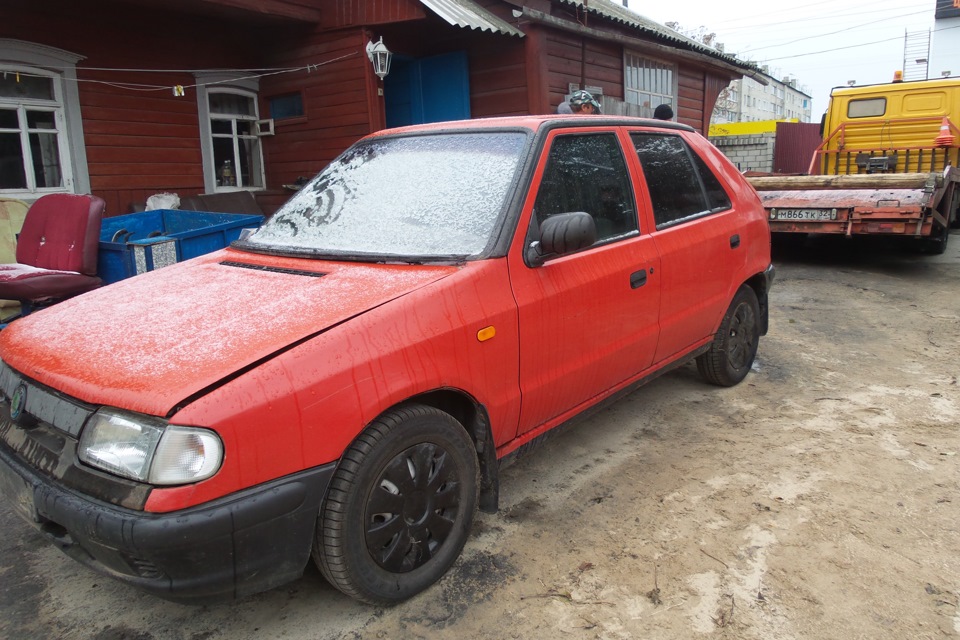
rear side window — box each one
[631,134,731,229]
[848,98,886,118]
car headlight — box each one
[78,408,222,485]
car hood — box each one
[0,248,459,416]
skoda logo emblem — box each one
[10,382,27,421]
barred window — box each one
[624,53,676,118]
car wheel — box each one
[314,404,479,604]
[696,285,760,387]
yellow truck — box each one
[747,76,960,253]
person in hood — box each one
[653,103,674,120]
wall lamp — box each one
[366,37,393,80]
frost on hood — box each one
[248,132,527,257]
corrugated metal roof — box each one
[557,0,749,67]
[419,0,524,37]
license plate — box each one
[0,458,39,524]
[772,208,837,221]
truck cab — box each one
[818,77,960,175]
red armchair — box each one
[0,193,105,309]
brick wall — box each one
[709,132,777,173]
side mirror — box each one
[526,211,597,266]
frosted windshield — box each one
[245,132,527,259]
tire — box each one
[314,404,479,604]
[920,227,949,255]
[696,285,761,387]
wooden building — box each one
[2,0,760,215]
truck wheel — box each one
[314,404,479,604]
[920,227,949,255]
[696,285,760,387]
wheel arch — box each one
[744,270,773,336]
[406,389,500,514]
[347,388,500,515]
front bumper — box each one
[0,433,334,604]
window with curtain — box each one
[207,90,264,191]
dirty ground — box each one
[1,232,958,640]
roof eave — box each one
[522,7,762,82]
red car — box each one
[0,116,773,604]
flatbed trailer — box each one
[745,77,960,253]
[748,167,959,253]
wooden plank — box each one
[472,89,528,118]
[86,147,202,164]
[320,0,425,29]
[747,173,933,190]
[91,175,204,190]
[473,65,528,93]
[191,0,324,22]
[81,91,198,113]
[82,122,199,138]
[88,162,201,177]
[82,106,199,127]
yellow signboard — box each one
[708,119,799,137]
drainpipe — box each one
[580,0,588,90]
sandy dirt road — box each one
[1,232,958,640]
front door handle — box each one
[630,269,647,289]
[730,234,741,249]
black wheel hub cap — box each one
[365,442,462,573]
[728,302,757,370]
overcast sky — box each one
[630,0,939,118]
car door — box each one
[507,128,661,436]
[628,131,746,364]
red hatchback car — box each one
[0,116,773,604]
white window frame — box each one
[0,39,88,200]
[195,74,265,193]
[623,52,678,119]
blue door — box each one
[385,52,470,128]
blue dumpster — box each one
[98,209,263,284]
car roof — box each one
[367,115,695,138]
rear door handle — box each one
[730,234,741,249]
[630,269,647,289]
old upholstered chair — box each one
[0,193,105,314]
[0,198,29,319]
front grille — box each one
[0,361,95,437]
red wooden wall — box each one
[319,0,426,28]
[4,0,269,214]
[543,29,625,113]
[678,68,707,130]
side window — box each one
[692,151,732,211]
[533,133,637,242]
[631,133,729,229]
